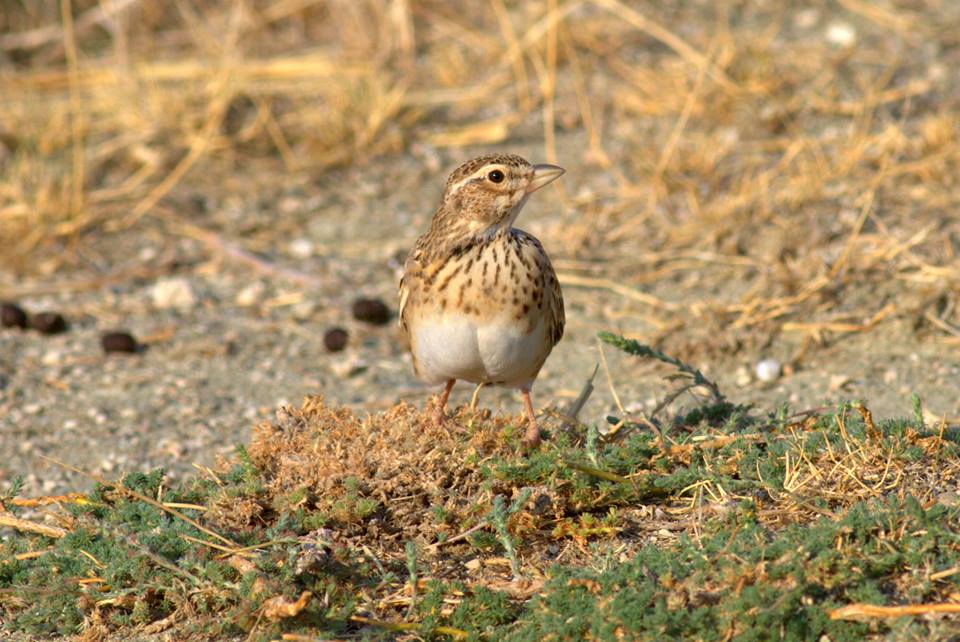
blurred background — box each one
[1,0,959,492]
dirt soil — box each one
[1,129,958,496]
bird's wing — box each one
[398,247,423,334]
[514,229,564,346]
[544,257,565,346]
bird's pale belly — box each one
[411,312,549,388]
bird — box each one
[398,153,565,447]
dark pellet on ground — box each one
[323,327,349,352]
[323,328,350,352]
[351,298,391,325]
[1,302,28,328]
[101,331,139,354]
[29,312,68,334]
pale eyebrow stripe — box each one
[448,164,508,194]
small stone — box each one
[323,327,349,352]
[1,302,28,328]
[755,358,782,383]
[151,277,196,309]
[351,298,391,325]
[331,355,367,378]
[291,301,317,321]
[101,331,139,354]
[734,366,751,387]
[829,374,852,392]
[825,21,856,46]
[288,238,314,259]
[235,281,265,307]
[29,312,68,334]
[464,558,482,572]
[883,369,898,384]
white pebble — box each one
[825,21,856,46]
[235,281,265,307]
[291,301,317,320]
[151,277,197,309]
[755,359,782,383]
[288,238,314,259]
[330,356,368,378]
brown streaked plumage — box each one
[398,153,565,446]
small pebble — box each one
[101,331,139,354]
[1,302,28,328]
[291,301,317,321]
[331,355,367,378]
[235,281,265,307]
[829,374,852,392]
[755,358,782,383]
[323,327,349,352]
[29,312,68,334]
[825,21,856,46]
[288,238,314,259]
[151,277,197,309]
[351,298,391,325]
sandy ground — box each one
[2,132,958,497]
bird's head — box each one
[431,154,564,240]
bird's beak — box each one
[526,163,565,193]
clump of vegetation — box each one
[3,333,960,639]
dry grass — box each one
[246,397,522,540]
[2,0,960,355]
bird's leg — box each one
[520,387,541,447]
[469,382,487,410]
[433,379,456,426]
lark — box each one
[398,154,565,446]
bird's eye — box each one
[488,169,505,183]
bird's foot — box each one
[431,379,456,428]
[521,420,542,449]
